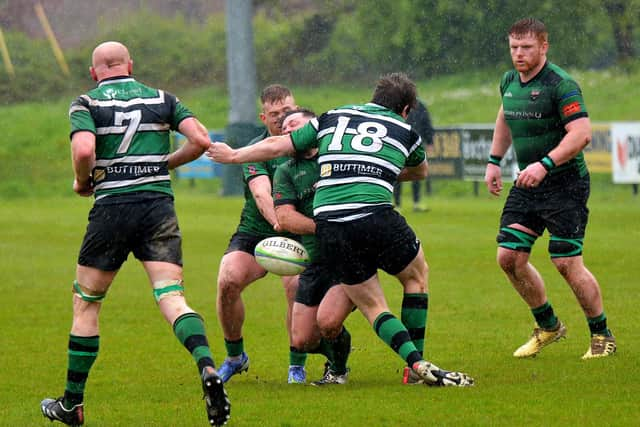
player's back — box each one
[310,103,425,221]
[69,77,191,200]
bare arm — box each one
[71,131,96,196]
[249,175,280,231]
[546,117,592,165]
[207,134,295,164]
[484,105,512,196]
[515,117,591,189]
[168,117,211,169]
[275,204,316,235]
[397,160,428,182]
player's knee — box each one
[548,236,583,259]
[291,333,308,351]
[318,315,342,340]
[496,247,529,275]
[152,279,184,303]
[72,280,106,303]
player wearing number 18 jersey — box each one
[208,73,474,386]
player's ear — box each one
[401,104,411,119]
[89,66,98,82]
[128,59,133,76]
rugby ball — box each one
[254,237,309,276]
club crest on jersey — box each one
[530,90,540,100]
[320,163,332,177]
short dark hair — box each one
[279,108,316,128]
[261,84,293,105]
[509,18,548,43]
[370,72,417,116]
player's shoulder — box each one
[275,157,297,174]
[500,69,517,87]
[541,62,577,86]
[247,128,270,146]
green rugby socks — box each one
[63,335,99,407]
[401,293,428,355]
[173,312,215,372]
[373,312,422,367]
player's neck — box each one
[519,59,546,83]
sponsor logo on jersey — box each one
[504,110,542,119]
[106,165,162,176]
[332,163,383,177]
[504,92,513,97]
[562,102,582,117]
[320,163,332,177]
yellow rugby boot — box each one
[582,334,616,359]
[513,321,567,358]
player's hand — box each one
[484,164,503,196]
[515,162,547,189]
[206,142,235,163]
[73,177,94,197]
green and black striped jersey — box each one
[290,103,425,221]
[69,76,193,201]
[500,61,589,176]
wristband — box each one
[540,155,556,171]
[488,155,502,166]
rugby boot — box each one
[201,366,231,426]
[582,334,616,359]
[513,321,567,358]
[217,352,249,383]
[411,360,475,387]
[41,397,84,426]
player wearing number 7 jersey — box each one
[41,41,230,426]
[208,73,474,387]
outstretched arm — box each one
[207,134,295,164]
[169,117,211,169]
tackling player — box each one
[208,73,474,387]
[273,109,355,385]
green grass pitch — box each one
[1,180,638,426]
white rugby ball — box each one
[254,236,309,276]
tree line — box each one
[1,0,637,103]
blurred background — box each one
[0,0,638,103]
[0,0,638,198]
